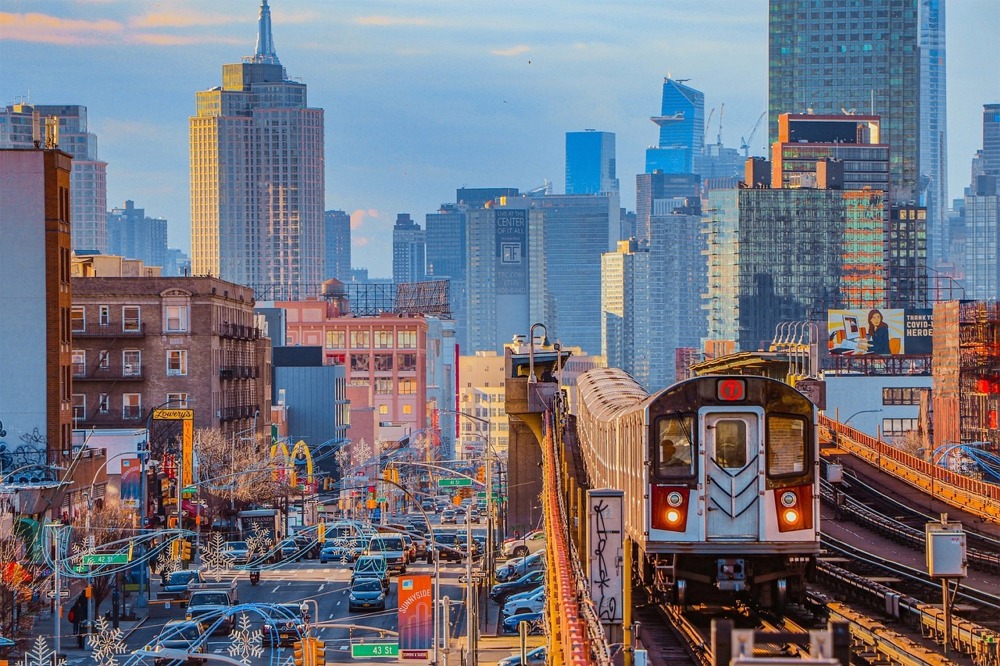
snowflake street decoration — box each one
[155,549,181,579]
[227,613,264,664]
[90,616,128,666]
[245,523,274,562]
[202,532,234,582]
[20,636,65,666]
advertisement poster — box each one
[827,308,933,356]
[120,457,141,509]
[495,208,527,295]
[397,574,432,660]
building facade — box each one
[392,214,426,285]
[190,0,324,300]
[1,104,108,254]
[565,130,618,195]
[0,148,74,479]
[426,203,469,351]
[645,78,705,175]
[324,210,352,283]
[919,0,948,270]
[601,240,651,388]
[70,275,271,440]
[107,200,168,270]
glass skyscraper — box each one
[107,200,168,270]
[565,130,618,195]
[645,78,705,175]
[392,213,425,284]
[190,0,325,300]
[919,0,948,269]
[324,209,351,283]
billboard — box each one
[119,457,141,509]
[494,208,528,295]
[827,308,932,356]
[397,574,432,660]
[587,489,624,625]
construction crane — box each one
[740,111,767,158]
[705,107,716,138]
[716,103,725,145]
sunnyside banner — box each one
[398,574,433,660]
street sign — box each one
[82,553,129,566]
[351,643,399,658]
[46,590,70,600]
[438,478,472,488]
[152,408,193,420]
[183,486,197,493]
[72,565,87,574]
[376,497,388,503]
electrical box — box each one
[633,649,648,666]
[926,521,967,578]
[825,463,843,483]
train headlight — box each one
[780,491,797,508]
[667,492,684,507]
[666,509,682,524]
[782,508,799,525]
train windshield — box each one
[766,415,807,477]
[713,420,748,469]
[653,415,695,479]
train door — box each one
[705,413,760,540]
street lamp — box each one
[527,323,549,385]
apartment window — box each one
[378,404,389,415]
[164,305,189,333]
[72,350,86,377]
[350,331,370,348]
[123,393,142,420]
[397,330,417,348]
[123,350,141,376]
[122,306,141,332]
[166,393,188,408]
[72,394,86,421]
[375,379,394,395]
[167,350,188,376]
[325,330,346,349]
[402,404,413,415]
[99,306,110,326]
[349,378,370,387]
[98,393,109,413]
[882,387,923,406]
[98,350,110,369]
[398,353,417,372]
[71,306,85,333]
[398,379,416,395]
[882,418,917,436]
[351,354,370,373]
[374,354,393,372]
[374,331,393,348]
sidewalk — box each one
[33,592,148,665]
[454,581,544,666]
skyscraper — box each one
[0,104,108,254]
[980,104,1000,179]
[426,203,469,349]
[768,0,921,206]
[919,0,948,269]
[324,209,351,282]
[565,130,618,195]
[645,78,705,175]
[107,200,168,269]
[190,0,325,299]
[601,240,651,386]
[392,213,425,284]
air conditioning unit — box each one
[124,364,134,374]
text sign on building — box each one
[827,308,933,356]
[495,208,528,295]
[152,409,194,421]
[587,489,624,625]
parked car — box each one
[501,530,546,559]
[160,569,203,600]
[348,577,387,612]
[352,555,389,591]
[222,541,250,566]
[496,550,545,582]
[150,620,206,665]
[261,603,305,647]
[497,646,547,666]
[502,587,544,617]
[489,570,545,603]
[500,612,544,635]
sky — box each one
[2,1,998,278]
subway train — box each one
[575,369,819,610]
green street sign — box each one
[476,491,486,498]
[351,643,399,658]
[183,486,197,493]
[478,491,501,499]
[72,565,87,574]
[376,497,388,503]
[438,478,472,488]
[82,553,129,566]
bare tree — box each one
[0,517,50,641]
[71,504,134,613]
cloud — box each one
[350,209,381,231]
[130,11,235,29]
[354,15,433,27]
[354,237,371,247]
[491,45,530,57]
[0,12,121,45]
[131,33,243,47]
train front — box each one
[643,375,819,610]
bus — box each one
[237,508,282,543]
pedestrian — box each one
[68,594,87,647]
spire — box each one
[253,0,280,64]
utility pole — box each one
[465,505,473,666]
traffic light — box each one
[317,522,326,543]
[313,639,327,666]
[383,468,392,482]
[292,639,305,666]
[477,467,485,483]
[180,540,192,561]
[170,540,180,559]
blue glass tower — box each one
[645,78,705,174]
[566,130,618,195]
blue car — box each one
[489,570,544,603]
[500,612,544,635]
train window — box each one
[653,416,695,479]
[767,415,807,477]
[713,420,747,469]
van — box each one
[366,534,407,573]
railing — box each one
[219,366,260,380]
[218,405,261,422]
[72,323,146,337]
[76,413,145,429]
[72,366,146,381]
[219,323,261,341]
[821,416,1000,523]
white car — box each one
[501,530,546,558]
[502,587,544,617]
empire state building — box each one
[190,0,325,299]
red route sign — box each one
[717,378,746,401]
